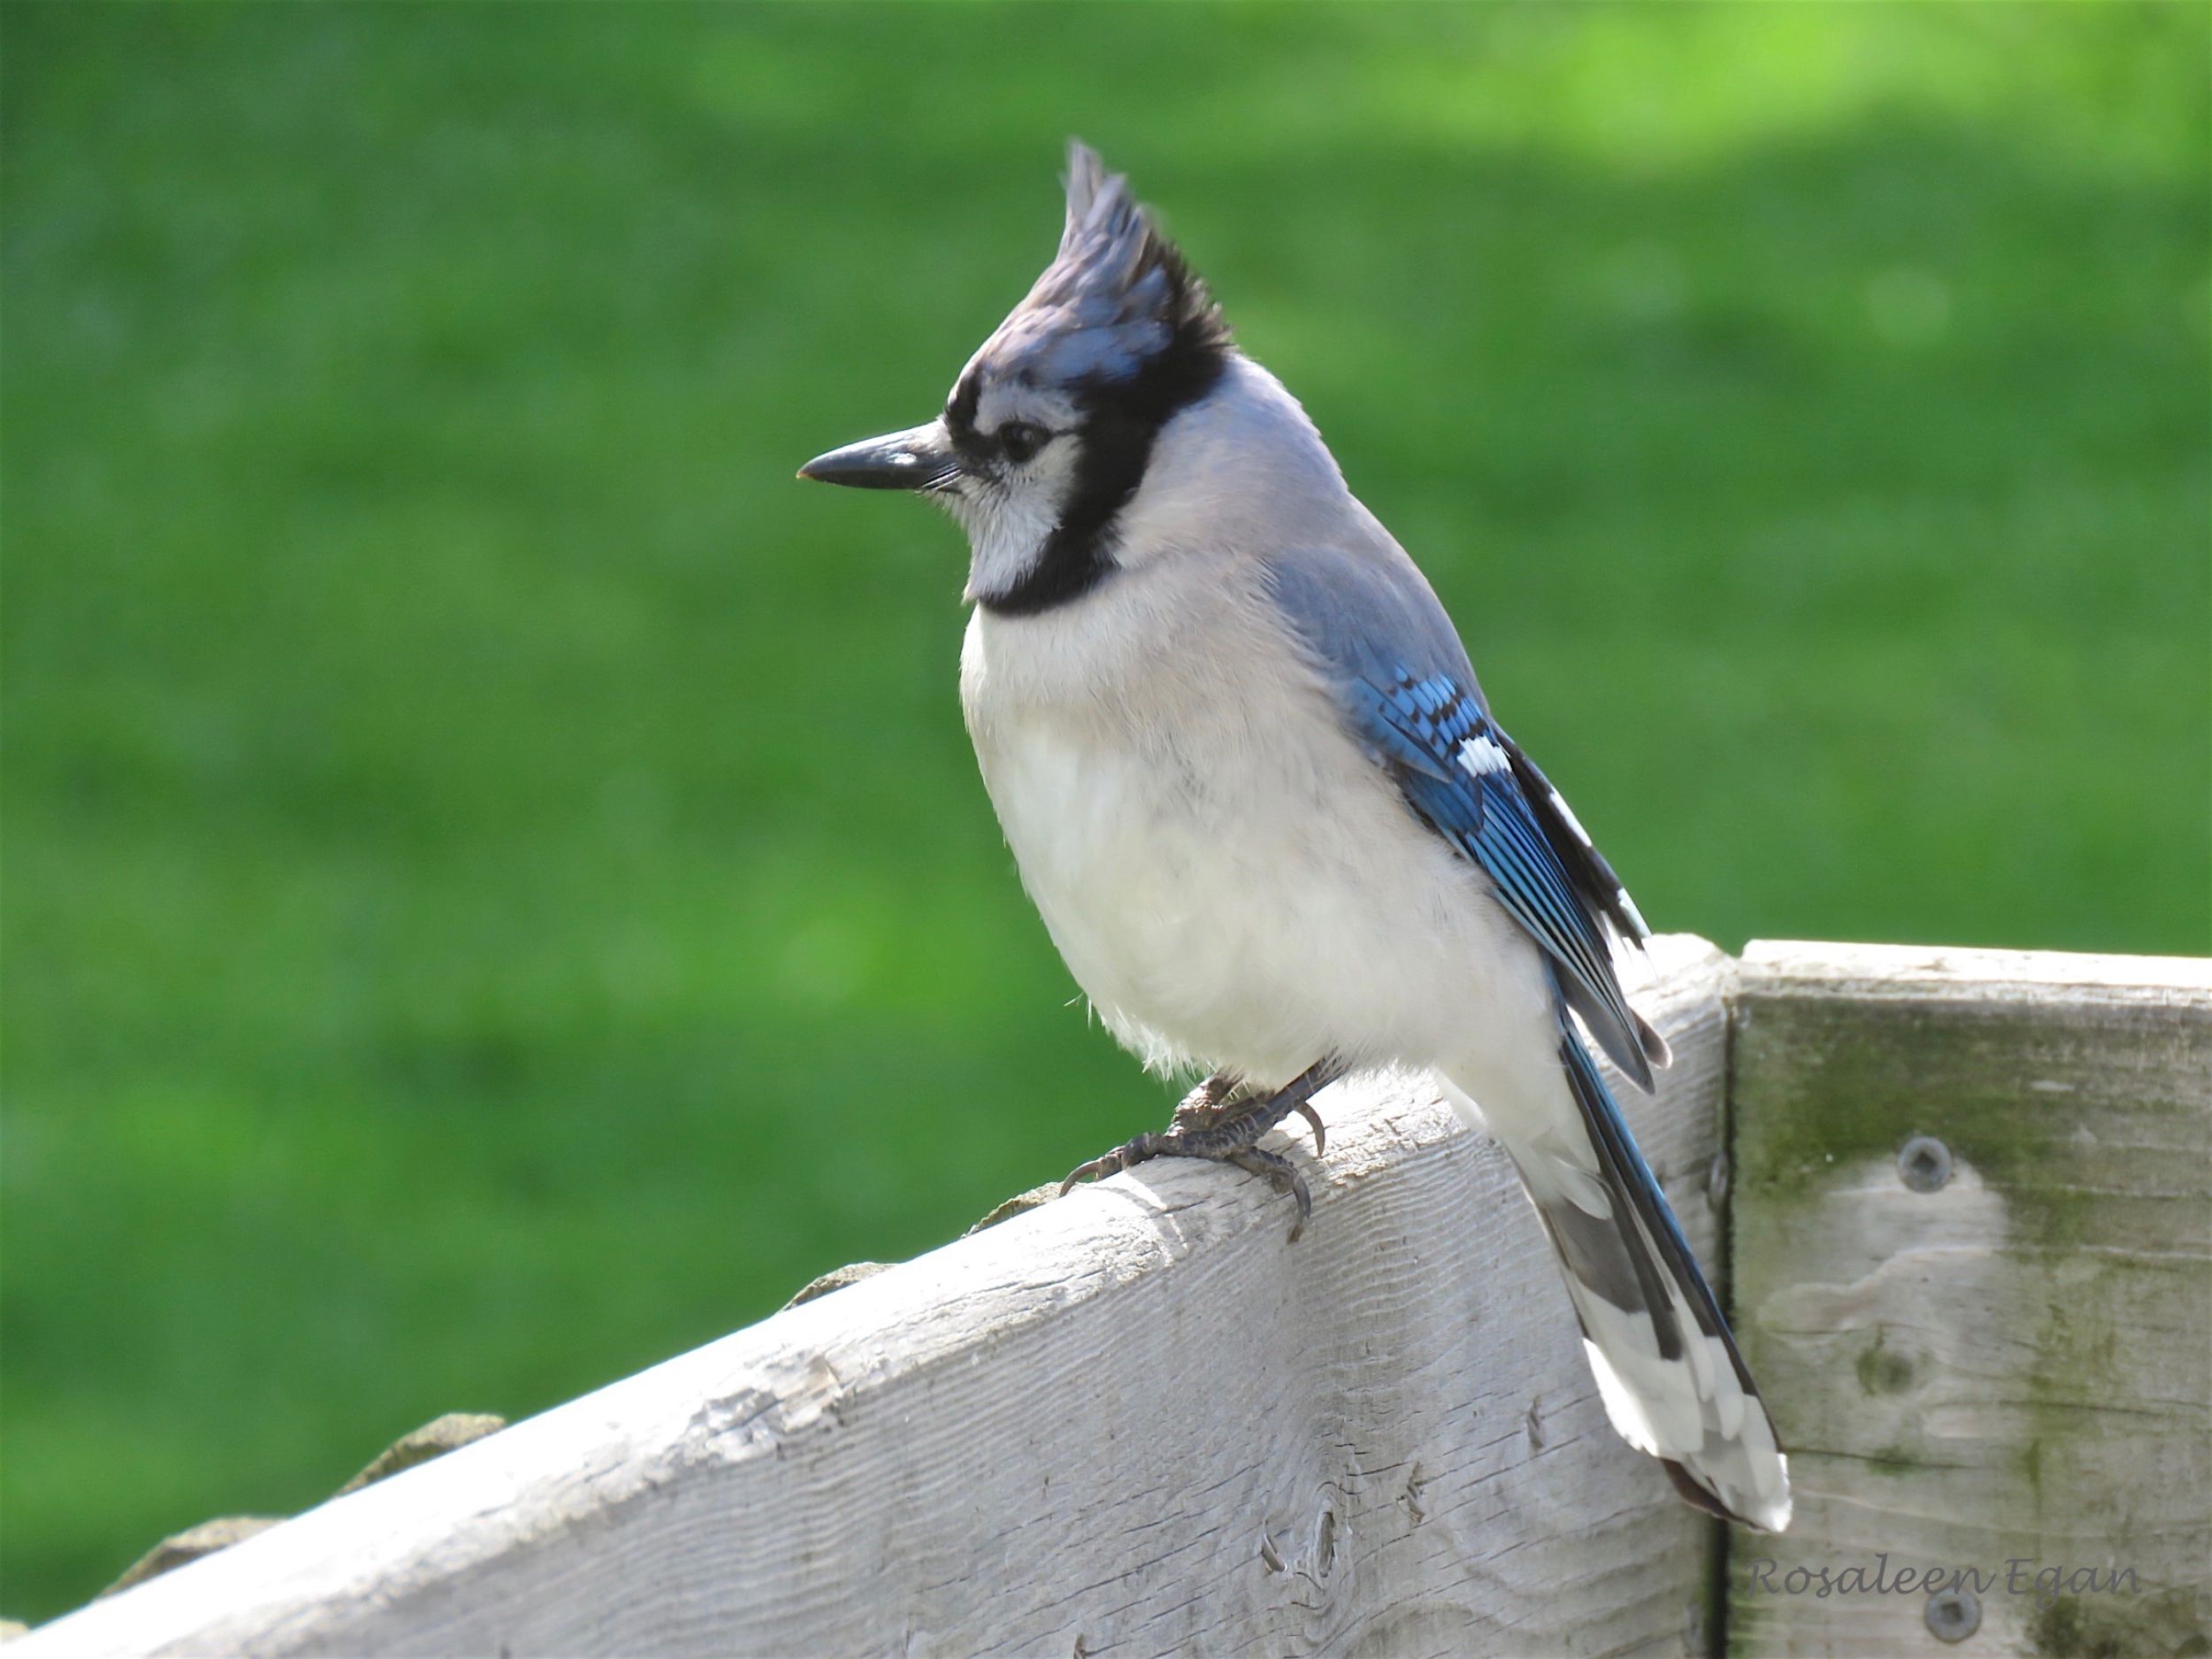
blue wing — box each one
[1263,544,1667,1088]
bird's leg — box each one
[1168,1072,1330,1151]
[1059,1057,1345,1241]
[1167,1071,1240,1132]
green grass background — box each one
[4,1,2206,1624]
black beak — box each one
[797,420,960,491]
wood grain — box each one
[1726,941,2212,1659]
[16,938,1735,1659]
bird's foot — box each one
[1165,1071,1239,1132]
[1168,1072,1328,1155]
[1057,1129,1316,1241]
[1059,1059,1342,1241]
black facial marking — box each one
[980,242,1231,618]
[945,372,982,440]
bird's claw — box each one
[1057,1131,1312,1240]
[1056,1133,1165,1196]
[1226,1147,1312,1241]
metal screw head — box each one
[1924,1586,1980,1642]
[1899,1135,1953,1193]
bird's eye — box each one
[996,421,1050,465]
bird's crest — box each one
[956,142,1229,414]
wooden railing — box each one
[13,939,2208,1658]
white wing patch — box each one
[1615,886,1652,940]
[1544,785,1594,849]
[1457,732,1511,779]
[1545,779,1653,941]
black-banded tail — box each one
[1491,1014,1792,1531]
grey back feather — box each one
[1261,540,1489,726]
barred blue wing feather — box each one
[1348,665,1665,1089]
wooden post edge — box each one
[1724,939,2212,1658]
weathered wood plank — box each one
[1727,941,2212,1659]
[17,940,1735,1659]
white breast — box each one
[957,558,1549,1089]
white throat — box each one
[949,483,1065,608]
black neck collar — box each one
[978,341,1230,618]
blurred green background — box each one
[4,1,2206,1624]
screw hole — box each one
[1899,1135,1952,1193]
[1925,1586,1981,1642]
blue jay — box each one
[801,143,1791,1532]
